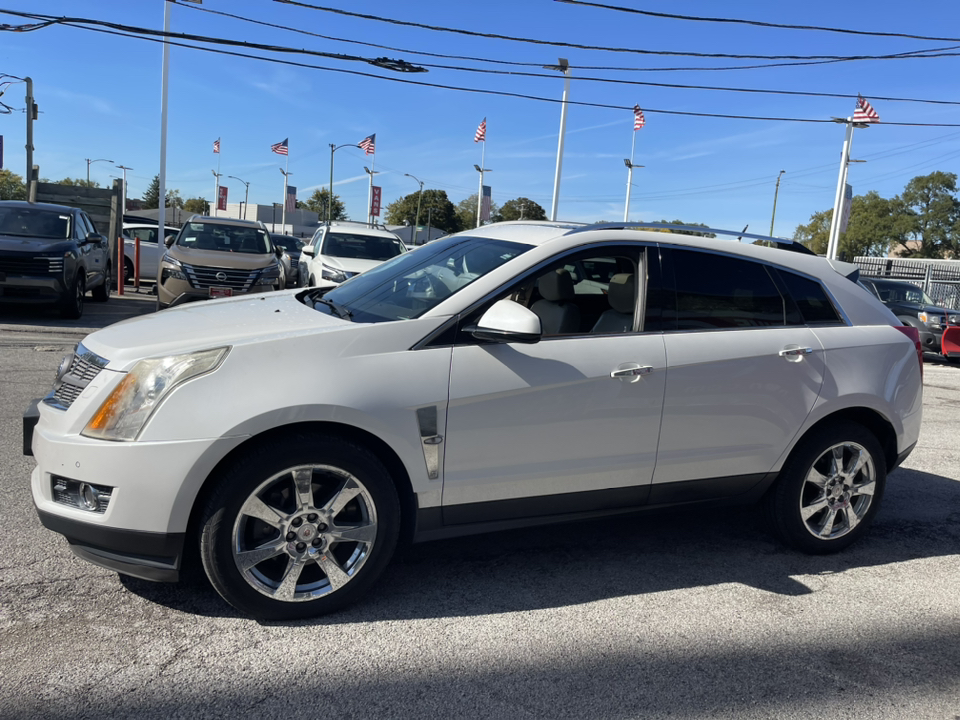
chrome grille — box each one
[181,262,259,291]
[0,255,63,275]
[43,344,110,411]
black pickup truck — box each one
[860,276,959,356]
[0,200,112,318]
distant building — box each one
[388,225,447,246]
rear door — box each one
[652,247,826,499]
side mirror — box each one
[83,231,101,245]
[468,299,542,344]
[302,245,315,258]
[164,235,176,247]
[275,246,284,258]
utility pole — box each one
[546,58,571,221]
[405,173,424,244]
[25,77,36,198]
[769,170,785,236]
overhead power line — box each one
[555,0,960,44]
[5,10,960,127]
[181,1,960,74]
[274,0,960,62]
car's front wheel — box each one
[59,273,85,319]
[199,434,400,620]
[92,263,111,302]
[765,422,886,554]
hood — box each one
[167,246,277,270]
[0,235,73,253]
[321,255,387,275]
[84,291,351,368]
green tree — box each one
[794,209,831,254]
[385,189,460,234]
[842,191,899,257]
[56,177,100,188]
[893,171,960,258]
[494,197,546,222]
[184,197,210,215]
[141,174,184,209]
[303,188,347,221]
[0,169,26,200]
[456,193,499,231]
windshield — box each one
[307,235,532,323]
[176,222,272,254]
[274,235,304,252]
[320,232,405,262]
[0,207,72,240]
[876,282,937,306]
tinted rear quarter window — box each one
[778,270,842,324]
[665,248,785,330]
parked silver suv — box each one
[156,216,283,310]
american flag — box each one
[271,138,289,155]
[853,95,880,123]
[474,118,486,143]
[213,138,220,153]
[633,105,645,130]
[358,134,376,155]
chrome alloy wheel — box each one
[231,465,378,602]
[799,441,876,541]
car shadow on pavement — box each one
[0,291,155,332]
[117,465,960,624]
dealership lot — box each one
[1,302,959,719]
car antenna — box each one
[737,224,748,242]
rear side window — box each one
[778,270,842,325]
[665,248,785,330]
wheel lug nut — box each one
[316,523,328,532]
[286,531,296,541]
[307,513,318,522]
[312,538,322,547]
[296,542,306,552]
[292,517,303,527]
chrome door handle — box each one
[611,364,653,378]
[779,346,813,362]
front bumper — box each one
[36,508,184,582]
[0,274,67,304]
[158,280,278,308]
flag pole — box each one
[214,139,221,217]
[367,152,376,226]
[624,125,637,223]
[281,150,289,233]
[476,138,486,229]
[826,118,854,261]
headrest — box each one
[607,273,635,314]
[539,268,575,302]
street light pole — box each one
[115,165,132,217]
[405,173,424,244]
[228,176,250,219]
[826,118,869,260]
[279,167,292,232]
[85,157,114,186]
[211,169,222,217]
[769,170,786,236]
[546,58,571,221]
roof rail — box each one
[564,222,816,256]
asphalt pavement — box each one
[1,300,959,719]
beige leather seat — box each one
[532,268,580,335]
[591,273,635,334]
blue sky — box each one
[2,0,959,236]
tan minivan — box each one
[156,216,284,310]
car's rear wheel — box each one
[92,263,111,302]
[124,258,135,286]
[199,434,400,620]
[765,422,886,554]
[59,273,84,319]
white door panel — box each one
[443,334,666,506]
[654,328,824,484]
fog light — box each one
[79,483,100,511]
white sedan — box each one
[25,221,922,621]
[122,223,179,285]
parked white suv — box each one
[299,222,406,289]
[25,221,923,620]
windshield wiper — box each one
[314,296,353,319]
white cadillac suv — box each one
[25,221,923,620]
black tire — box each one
[124,258,135,286]
[199,433,401,620]
[92,264,111,302]
[59,273,85,319]
[764,421,886,554]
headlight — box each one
[260,262,281,280]
[949,315,959,325]
[160,253,187,282]
[82,347,229,441]
[321,263,347,283]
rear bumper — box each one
[36,508,184,582]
